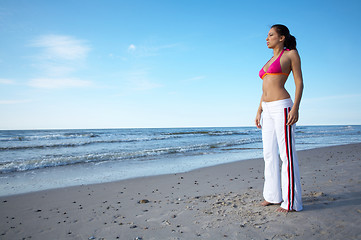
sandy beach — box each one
[1,143,360,240]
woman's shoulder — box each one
[284,49,300,59]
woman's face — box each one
[266,28,284,49]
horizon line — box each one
[0,124,359,131]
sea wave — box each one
[0,132,100,142]
[0,138,261,173]
[163,130,249,136]
[0,135,177,151]
[2,126,359,175]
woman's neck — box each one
[272,46,284,57]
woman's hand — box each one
[255,112,262,129]
[287,108,299,125]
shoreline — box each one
[2,125,361,197]
[1,143,361,239]
[1,141,358,198]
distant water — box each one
[1,125,360,196]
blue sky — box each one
[1,0,361,130]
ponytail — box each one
[271,24,297,50]
[285,34,297,50]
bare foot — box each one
[260,200,281,206]
[276,207,295,213]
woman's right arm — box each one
[255,94,263,129]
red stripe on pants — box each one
[284,108,291,210]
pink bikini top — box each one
[259,49,290,79]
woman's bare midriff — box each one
[262,75,291,102]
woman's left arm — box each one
[287,50,304,125]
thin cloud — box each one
[28,34,93,89]
[31,34,90,60]
[0,99,32,104]
[30,63,77,77]
[128,44,136,51]
[128,43,179,57]
[183,76,206,82]
[0,78,16,85]
[29,78,93,89]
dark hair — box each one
[271,24,297,50]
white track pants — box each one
[261,98,303,211]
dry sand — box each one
[1,143,361,240]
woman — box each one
[255,24,303,212]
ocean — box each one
[1,125,360,196]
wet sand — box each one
[1,143,361,240]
